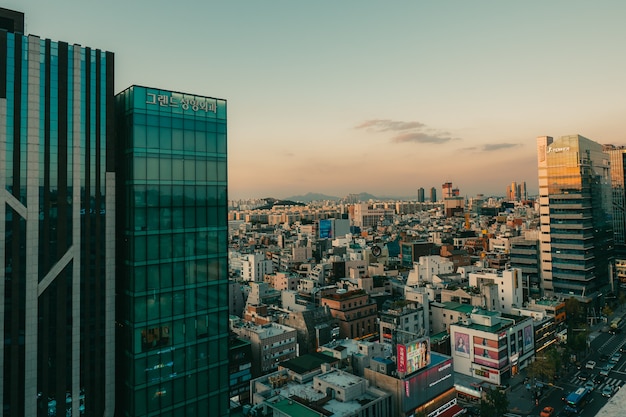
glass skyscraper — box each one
[537,134,614,308]
[1,8,115,417]
[115,86,229,416]
[603,144,626,247]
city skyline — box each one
[8,0,626,199]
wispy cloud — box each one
[356,118,459,145]
[392,132,454,144]
[481,143,520,151]
[355,119,425,132]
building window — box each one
[140,326,170,352]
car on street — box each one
[610,352,622,363]
[602,385,614,398]
[584,380,595,391]
[585,360,596,369]
[620,344,626,353]
[609,327,622,335]
[600,353,610,361]
[600,365,611,376]
[577,371,590,381]
[540,406,555,417]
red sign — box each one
[397,344,407,372]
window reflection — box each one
[141,326,170,352]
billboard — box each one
[402,355,454,412]
[524,325,533,349]
[454,332,469,357]
[397,337,431,375]
[319,219,333,239]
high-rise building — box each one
[430,187,437,203]
[1,8,115,416]
[520,181,527,200]
[417,187,425,203]
[506,181,526,201]
[442,182,463,217]
[603,145,626,247]
[603,144,626,289]
[509,231,541,300]
[115,86,229,416]
[536,135,614,309]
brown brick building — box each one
[321,289,378,339]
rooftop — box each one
[280,353,339,375]
[532,298,564,307]
[258,368,386,417]
[441,302,475,314]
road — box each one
[527,317,626,416]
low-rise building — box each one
[318,338,389,377]
[468,267,524,314]
[450,310,534,384]
[229,334,253,405]
[364,351,459,417]
[250,363,392,417]
[321,289,378,340]
[379,301,428,344]
[230,320,298,378]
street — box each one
[507,311,626,416]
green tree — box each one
[565,297,583,324]
[479,387,509,417]
[527,355,556,382]
[602,304,613,318]
[546,346,564,379]
[569,325,589,353]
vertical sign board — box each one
[397,344,407,373]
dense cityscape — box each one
[3,5,626,417]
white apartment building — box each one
[406,255,455,286]
[241,252,273,282]
[351,203,395,228]
[469,268,523,314]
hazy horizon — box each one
[7,1,626,200]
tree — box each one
[479,387,509,417]
[527,355,556,382]
[565,297,583,324]
[602,304,613,318]
[546,346,564,378]
[564,324,589,356]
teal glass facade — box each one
[1,21,115,417]
[115,86,229,417]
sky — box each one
[6,1,626,200]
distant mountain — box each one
[256,198,306,209]
[285,192,405,203]
[286,193,342,203]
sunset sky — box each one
[7,1,626,200]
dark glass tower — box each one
[537,135,614,308]
[0,8,115,417]
[115,86,229,416]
